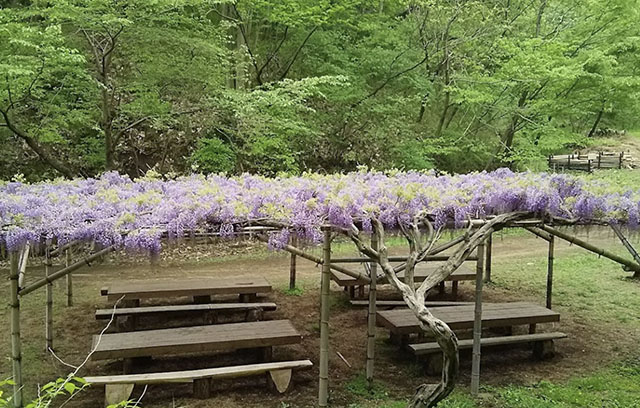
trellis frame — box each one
[6,219,640,408]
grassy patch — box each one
[492,250,640,327]
[281,286,304,296]
[345,373,391,400]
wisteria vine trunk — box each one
[348,212,528,407]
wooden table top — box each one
[331,263,475,286]
[91,319,301,360]
[102,276,272,301]
[377,302,560,335]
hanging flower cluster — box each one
[0,169,637,252]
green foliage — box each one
[345,373,390,400]
[2,0,640,178]
[191,136,236,174]
[282,286,304,296]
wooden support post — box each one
[546,236,555,309]
[366,234,378,390]
[45,244,54,351]
[65,249,73,307]
[10,252,23,408]
[485,233,492,283]
[289,233,297,290]
[318,227,331,407]
[471,241,485,396]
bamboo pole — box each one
[525,226,552,242]
[318,228,331,407]
[65,249,73,307]
[366,233,378,390]
[289,233,297,290]
[610,224,640,278]
[45,244,53,350]
[546,236,555,309]
[471,241,485,396]
[484,233,492,282]
[540,225,640,272]
[18,243,30,288]
[20,245,115,296]
[9,252,23,408]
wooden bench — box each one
[377,302,560,344]
[332,263,475,299]
[350,300,472,309]
[101,276,272,304]
[409,332,567,374]
[95,302,277,331]
[91,320,302,372]
[85,360,313,406]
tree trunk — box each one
[587,104,605,138]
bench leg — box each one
[348,286,356,299]
[358,285,365,299]
[267,369,293,393]
[193,295,212,304]
[438,281,446,295]
[533,340,555,360]
[193,378,212,399]
[529,324,537,334]
[239,293,257,303]
[245,308,264,322]
[451,281,459,298]
[105,384,134,407]
[116,315,137,332]
[424,353,444,376]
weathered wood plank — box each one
[102,277,272,301]
[95,303,277,319]
[377,303,560,335]
[84,360,313,384]
[408,332,567,355]
[91,320,301,360]
[331,263,475,287]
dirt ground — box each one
[2,229,639,407]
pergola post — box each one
[45,244,54,351]
[471,240,485,396]
[366,233,378,389]
[9,251,23,408]
[65,249,73,307]
[318,227,331,407]
[289,233,297,290]
[546,235,555,309]
[484,233,492,283]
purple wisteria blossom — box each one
[0,170,637,252]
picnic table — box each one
[377,302,560,341]
[332,262,475,298]
[91,320,302,372]
[101,276,272,304]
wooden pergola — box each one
[6,219,640,407]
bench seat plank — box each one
[84,360,313,384]
[102,277,272,301]
[332,263,474,287]
[377,302,560,335]
[91,320,301,360]
[95,303,277,319]
[409,332,568,355]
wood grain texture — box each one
[377,302,560,335]
[91,320,301,360]
[102,276,272,301]
[409,332,567,355]
[331,263,475,287]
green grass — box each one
[345,360,640,407]
[491,250,640,327]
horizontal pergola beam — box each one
[19,245,116,296]
[540,225,640,272]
